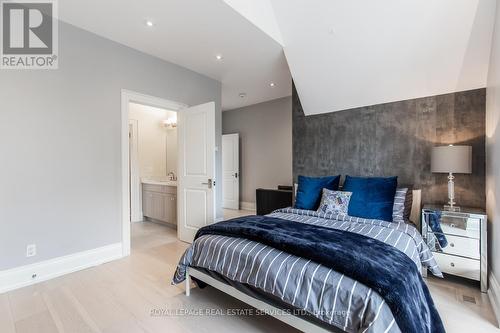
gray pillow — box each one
[392,187,413,223]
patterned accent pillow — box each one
[392,187,413,223]
[317,189,352,215]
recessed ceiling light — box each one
[270,82,276,87]
[145,20,154,27]
[239,93,246,98]
[215,54,223,61]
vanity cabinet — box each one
[142,184,177,226]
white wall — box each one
[222,97,292,206]
[129,103,176,180]
[486,0,500,286]
[0,21,222,271]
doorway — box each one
[128,104,177,224]
[121,90,217,256]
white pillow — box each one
[317,189,352,215]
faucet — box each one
[167,172,176,181]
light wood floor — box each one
[0,210,498,333]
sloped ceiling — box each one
[267,0,497,115]
[223,0,284,46]
[59,0,497,115]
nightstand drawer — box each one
[440,216,480,239]
[433,252,480,281]
[434,234,480,259]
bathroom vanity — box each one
[142,180,177,226]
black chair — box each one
[256,186,293,215]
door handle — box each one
[201,178,213,189]
[234,172,238,179]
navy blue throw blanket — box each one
[195,215,445,333]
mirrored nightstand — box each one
[422,205,487,292]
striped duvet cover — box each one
[173,208,442,333]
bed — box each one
[173,189,444,333]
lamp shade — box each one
[431,145,472,174]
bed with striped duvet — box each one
[173,208,443,333]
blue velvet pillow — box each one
[295,175,341,210]
[342,176,398,222]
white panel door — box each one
[178,102,216,243]
[222,134,239,210]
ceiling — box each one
[60,0,497,115]
[223,0,284,46]
[59,0,292,111]
[270,0,497,115]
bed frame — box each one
[186,267,337,332]
[185,190,422,332]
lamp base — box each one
[444,172,460,212]
[444,205,461,212]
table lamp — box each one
[431,145,472,211]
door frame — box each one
[121,89,188,257]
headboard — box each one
[410,189,422,231]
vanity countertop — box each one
[142,179,177,187]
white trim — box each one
[0,243,122,294]
[489,273,500,327]
[122,90,189,111]
[240,201,256,211]
[121,89,188,257]
[188,267,332,333]
[129,119,142,223]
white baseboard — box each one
[0,243,123,294]
[240,201,256,211]
[489,273,500,327]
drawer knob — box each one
[450,243,455,247]
[450,262,455,267]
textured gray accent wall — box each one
[293,86,486,208]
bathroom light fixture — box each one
[215,54,223,61]
[163,116,177,128]
[270,82,276,87]
[145,20,154,27]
